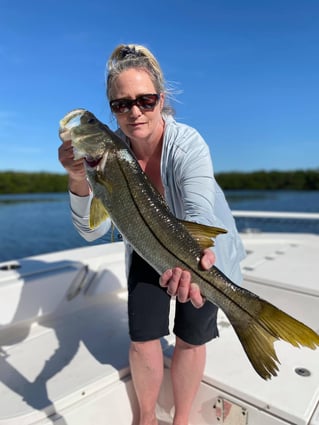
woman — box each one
[59,44,245,425]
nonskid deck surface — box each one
[208,232,319,425]
[0,234,318,424]
[0,243,132,424]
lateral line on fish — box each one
[64,109,319,380]
[113,148,297,348]
[115,156,281,337]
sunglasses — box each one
[109,93,160,114]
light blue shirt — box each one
[69,115,246,283]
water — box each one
[0,191,318,262]
[0,193,117,262]
[226,190,319,235]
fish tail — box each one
[227,298,319,380]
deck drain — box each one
[295,367,311,377]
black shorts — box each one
[127,251,219,345]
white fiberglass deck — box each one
[0,233,319,425]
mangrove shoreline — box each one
[0,169,318,194]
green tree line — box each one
[0,172,69,194]
[0,169,318,194]
[216,169,319,190]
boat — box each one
[0,211,319,425]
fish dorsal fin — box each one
[180,220,227,249]
[89,197,109,229]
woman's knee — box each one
[175,336,205,350]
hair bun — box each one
[118,46,144,60]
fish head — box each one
[59,109,113,168]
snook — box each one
[60,109,319,380]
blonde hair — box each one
[106,44,175,116]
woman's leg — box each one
[170,337,206,425]
[129,339,164,425]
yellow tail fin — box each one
[229,299,319,380]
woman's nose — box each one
[129,104,142,117]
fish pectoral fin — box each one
[180,220,227,249]
[89,197,109,229]
[96,172,113,193]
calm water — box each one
[0,190,318,262]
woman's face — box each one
[110,68,164,143]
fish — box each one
[59,109,319,380]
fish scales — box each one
[90,140,205,278]
[95,139,243,310]
[60,109,319,380]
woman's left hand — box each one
[159,248,215,308]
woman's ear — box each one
[159,92,165,111]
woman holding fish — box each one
[59,44,245,425]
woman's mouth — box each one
[129,122,144,127]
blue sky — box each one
[1,0,318,173]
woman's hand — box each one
[58,137,90,196]
[58,140,86,180]
[159,248,215,308]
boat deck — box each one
[0,234,319,424]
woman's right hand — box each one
[58,140,87,181]
[58,135,90,196]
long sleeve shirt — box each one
[69,115,246,283]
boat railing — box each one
[232,210,319,220]
[231,210,319,234]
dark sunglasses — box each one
[109,93,160,114]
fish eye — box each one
[87,117,97,125]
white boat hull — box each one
[1,234,319,424]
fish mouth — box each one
[60,110,103,166]
[84,156,102,168]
